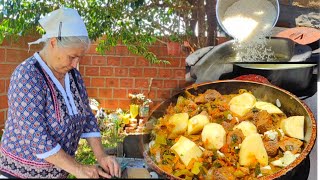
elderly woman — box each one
[0,7,120,178]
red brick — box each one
[0,64,17,77]
[78,66,85,74]
[103,99,119,109]
[98,99,107,109]
[136,57,150,66]
[0,111,4,126]
[144,68,157,77]
[85,67,100,76]
[121,57,136,66]
[0,49,5,62]
[91,78,105,87]
[0,38,11,47]
[99,88,113,98]
[80,56,92,65]
[135,79,149,88]
[107,56,121,66]
[11,37,28,49]
[159,69,172,78]
[113,89,127,99]
[100,67,114,76]
[147,90,157,99]
[0,95,8,109]
[128,89,141,95]
[87,88,98,97]
[180,58,186,67]
[148,47,160,56]
[120,79,134,88]
[150,79,163,88]
[129,68,143,77]
[88,44,99,54]
[157,46,168,56]
[118,100,130,110]
[83,77,91,87]
[0,80,5,94]
[6,49,29,63]
[157,89,171,100]
[5,79,9,93]
[164,80,178,88]
[106,78,119,87]
[165,57,180,67]
[105,47,115,55]
[92,56,107,65]
[114,68,128,77]
[138,89,156,99]
[174,69,185,79]
[115,46,129,55]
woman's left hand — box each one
[98,155,121,178]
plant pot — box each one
[167,42,181,56]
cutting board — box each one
[124,168,151,178]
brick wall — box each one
[0,36,188,129]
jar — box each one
[139,105,149,117]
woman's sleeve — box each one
[73,70,101,138]
[8,66,61,159]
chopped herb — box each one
[285,145,294,151]
[254,163,261,176]
[252,107,259,112]
[213,162,222,168]
[162,160,169,164]
[231,134,238,144]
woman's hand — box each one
[75,164,112,178]
[97,155,121,178]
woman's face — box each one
[48,38,86,75]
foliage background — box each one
[0,0,219,64]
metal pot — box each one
[233,64,317,92]
[193,38,295,64]
[143,80,316,180]
[216,0,280,39]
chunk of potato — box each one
[188,114,210,135]
[170,136,203,166]
[201,123,226,150]
[255,101,283,114]
[229,93,256,116]
[168,113,189,137]
[280,116,304,140]
[233,121,257,137]
[239,133,268,167]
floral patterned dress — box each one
[0,53,100,178]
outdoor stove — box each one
[186,39,318,84]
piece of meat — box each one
[204,89,222,101]
[194,89,222,104]
[222,121,234,132]
[194,94,206,104]
[226,129,244,146]
[279,136,303,154]
[263,139,279,157]
[253,110,273,133]
[239,111,253,121]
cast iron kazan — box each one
[142,80,317,180]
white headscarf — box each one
[28,7,88,48]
